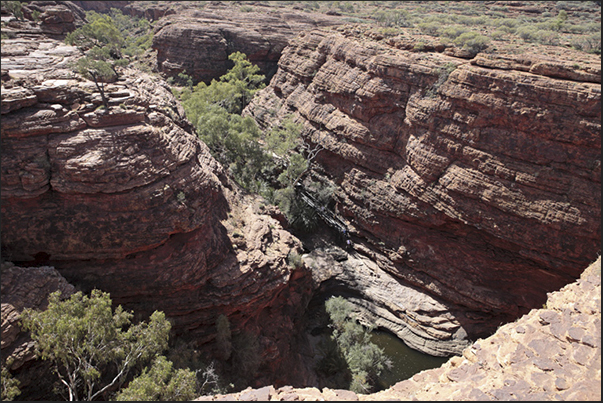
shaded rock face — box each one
[244,30,601,355]
[1,262,76,400]
[151,3,345,83]
[1,35,313,388]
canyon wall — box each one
[0,25,313,388]
[151,2,344,83]
[244,29,601,356]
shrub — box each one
[1,358,20,401]
[418,21,441,36]
[320,296,392,394]
[373,9,412,27]
[441,25,469,40]
[2,1,22,20]
[20,290,171,401]
[115,356,197,401]
[426,62,457,98]
[453,31,490,54]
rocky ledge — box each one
[195,256,601,401]
[244,28,601,356]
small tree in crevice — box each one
[66,12,129,109]
[319,296,392,394]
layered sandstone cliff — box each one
[151,2,345,83]
[1,27,313,389]
[244,29,601,356]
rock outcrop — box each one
[1,31,313,391]
[195,256,601,401]
[1,1,86,37]
[70,0,176,22]
[244,29,601,355]
[151,2,345,83]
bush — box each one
[1,358,20,401]
[2,1,23,20]
[453,31,490,54]
[373,9,412,28]
[441,25,469,40]
[320,296,391,394]
[426,62,457,98]
[20,290,171,401]
[115,356,197,401]
[571,33,601,54]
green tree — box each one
[2,1,23,20]
[20,290,170,401]
[180,52,273,192]
[219,51,266,113]
[115,356,196,401]
[66,12,129,108]
[1,358,21,401]
[66,12,124,53]
[322,296,392,394]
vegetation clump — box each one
[178,52,326,231]
[18,289,219,401]
[65,9,154,108]
[317,296,392,394]
[1,358,21,401]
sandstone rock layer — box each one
[244,30,601,354]
[151,3,344,83]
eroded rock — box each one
[244,29,601,354]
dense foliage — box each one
[318,296,392,394]
[20,290,171,401]
[178,52,328,231]
[115,356,197,401]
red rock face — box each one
[244,30,601,352]
[1,35,314,387]
[151,3,345,83]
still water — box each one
[370,330,449,390]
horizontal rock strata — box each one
[151,3,345,83]
[244,29,601,355]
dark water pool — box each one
[370,330,449,390]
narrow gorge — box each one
[1,1,600,401]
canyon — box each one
[1,2,317,393]
[244,26,601,357]
[1,1,601,400]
